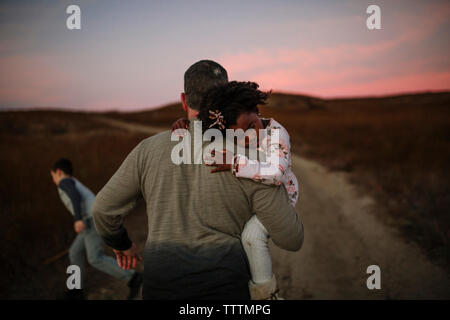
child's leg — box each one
[242,215,272,284]
[69,232,87,288]
[84,224,135,282]
[283,171,299,207]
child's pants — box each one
[69,218,135,288]
[242,215,272,284]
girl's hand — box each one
[171,118,189,132]
[205,149,233,173]
[208,163,232,173]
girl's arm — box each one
[232,126,291,186]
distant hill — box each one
[101,91,450,128]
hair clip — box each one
[208,109,226,130]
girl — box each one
[172,81,299,300]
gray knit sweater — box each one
[92,120,304,299]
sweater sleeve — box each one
[58,178,83,221]
[244,180,304,252]
[232,125,291,186]
[92,142,143,251]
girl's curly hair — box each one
[198,81,269,132]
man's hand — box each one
[74,220,85,233]
[113,242,142,270]
[171,117,189,132]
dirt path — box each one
[91,117,450,300]
[273,155,449,299]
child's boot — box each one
[248,274,284,300]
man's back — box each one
[58,177,95,220]
[139,130,258,299]
[73,178,96,217]
[93,123,303,299]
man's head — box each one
[50,158,73,186]
[181,60,228,119]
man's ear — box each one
[181,92,188,113]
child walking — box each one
[50,158,143,299]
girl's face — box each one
[229,112,264,147]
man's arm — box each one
[248,182,304,251]
[58,178,86,233]
[92,142,143,251]
[58,178,82,221]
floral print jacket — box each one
[232,118,299,206]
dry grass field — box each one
[0,91,449,298]
[0,111,149,298]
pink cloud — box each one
[327,71,450,97]
[219,2,450,98]
[0,55,71,107]
[1,2,449,109]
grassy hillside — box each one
[0,111,149,298]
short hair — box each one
[198,81,268,132]
[184,60,228,110]
[52,158,73,175]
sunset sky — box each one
[0,0,449,111]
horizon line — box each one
[1,89,449,114]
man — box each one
[51,158,143,299]
[93,60,304,299]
